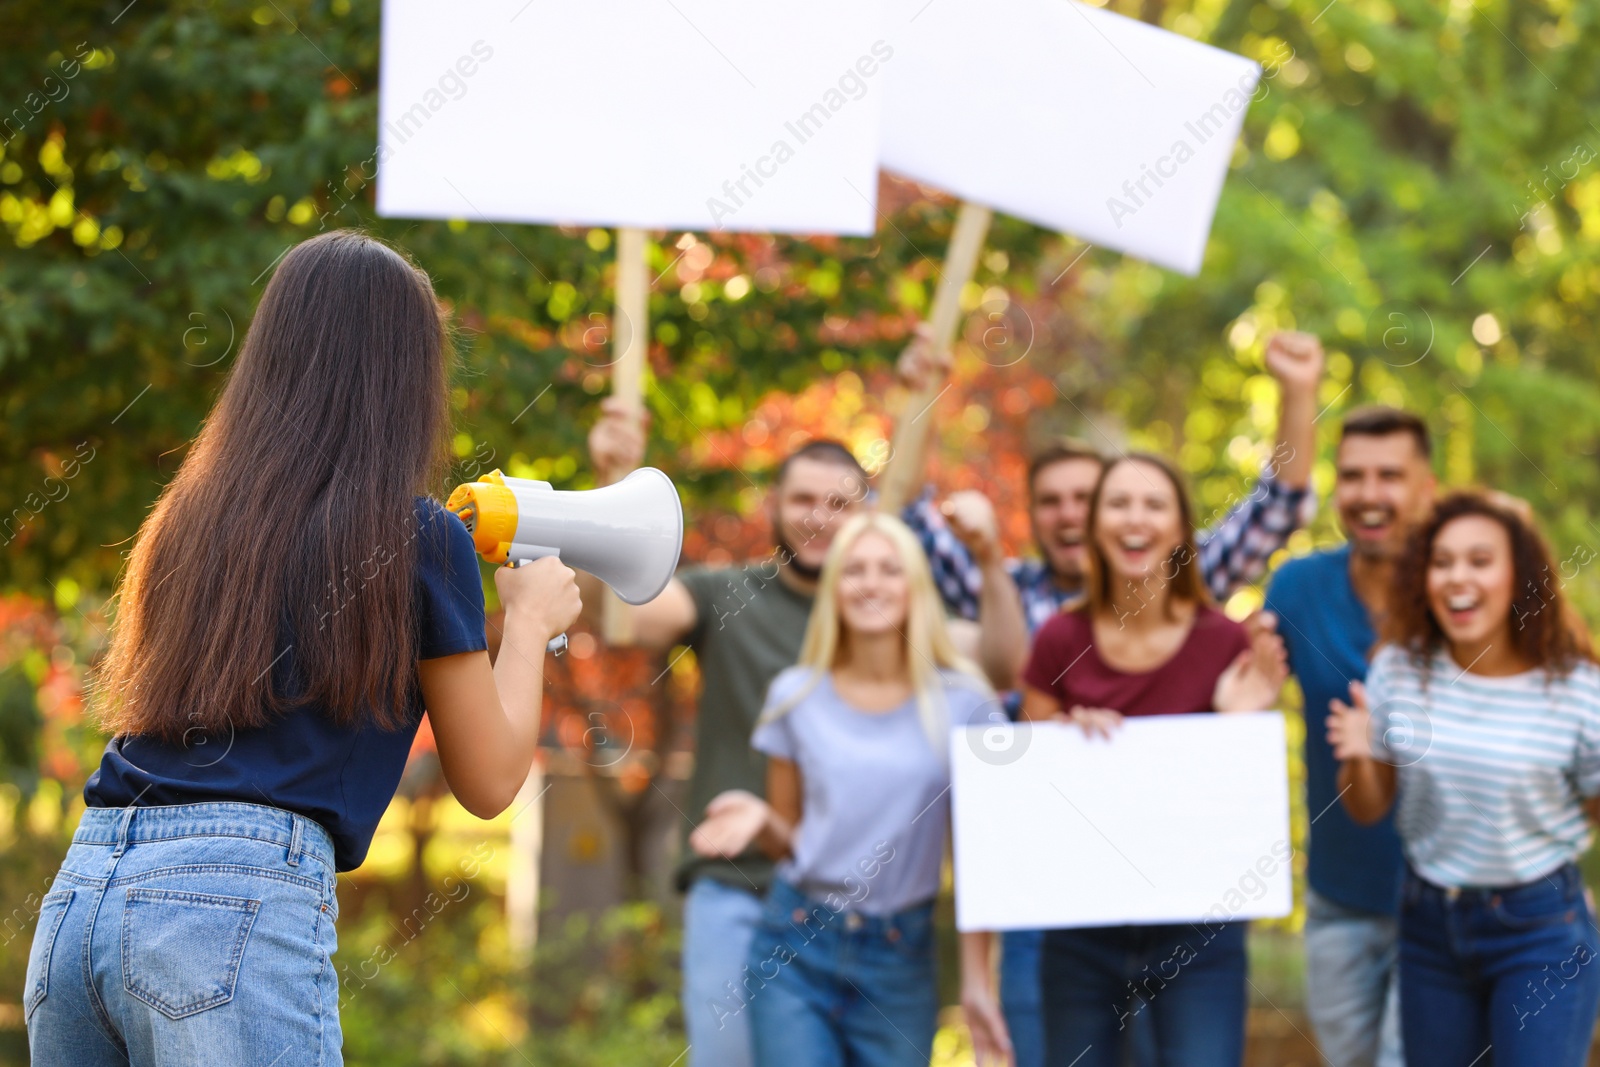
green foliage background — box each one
[3,1,1599,1060]
[5,0,1599,610]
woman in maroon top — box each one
[1018,452,1286,1067]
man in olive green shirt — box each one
[584,398,870,1067]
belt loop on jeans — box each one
[287,815,303,868]
[112,805,136,858]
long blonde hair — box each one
[759,512,991,750]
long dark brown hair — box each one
[1083,452,1212,620]
[96,231,453,740]
[1383,490,1593,674]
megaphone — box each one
[446,468,684,652]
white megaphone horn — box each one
[446,468,684,652]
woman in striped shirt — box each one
[1329,491,1600,1066]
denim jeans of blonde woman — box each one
[25,803,342,1067]
[747,879,939,1067]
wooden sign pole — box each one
[602,227,649,644]
[508,229,649,959]
[506,758,544,959]
[876,200,993,514]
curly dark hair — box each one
[1383,490,1593,675]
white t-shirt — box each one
[751,666,1001,915]
[1367,644,1600,888]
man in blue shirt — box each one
[1264,406,1436,1067]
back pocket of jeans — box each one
[24,889,75,1024]
[121,888,260,1020]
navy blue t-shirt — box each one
[1264,544,1404,915]
[84,497,488,871]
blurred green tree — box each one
[4,0,1600,1052]
[7,0,1600,607]
[6,0,1600,611]
[0,0,1029,599]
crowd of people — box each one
[587,322,1600,1067]
[23,229,1600,1067]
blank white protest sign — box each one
[951,714,1292,932]
[879,0,1261,274]
[378,0,886,234]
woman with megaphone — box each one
[688,512,1015,1067]
[24,231,580,1067]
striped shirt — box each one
[1367,644,1600,889]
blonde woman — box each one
[691,513,1013,1067]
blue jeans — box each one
[682,876,764,1067]
[1304,888,1403,1067]
[1040,921,1247,1067]
[746,879,938,1067]
[25,803,342,1067]
[1008,928,1159,1067]
[1398,863,1600,1067]
[1002,929,1046,1067]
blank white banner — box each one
[951,713,1292,932]
[378,0,886,234]
[879,0,1260,274]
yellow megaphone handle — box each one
[447,474,567,655]
[446,473,518,564]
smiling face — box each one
[1030,456,1103,583]
[1092,459,1185,589]
[1426,514,1517,652]
[1334,432,1436,560]
[836,529,911,636]
[770,456,866,577]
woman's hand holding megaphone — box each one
[494,556,582,654]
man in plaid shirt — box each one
[899,329,1324,696]
[906,443,1314,643]
[896,328,1325,1067]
